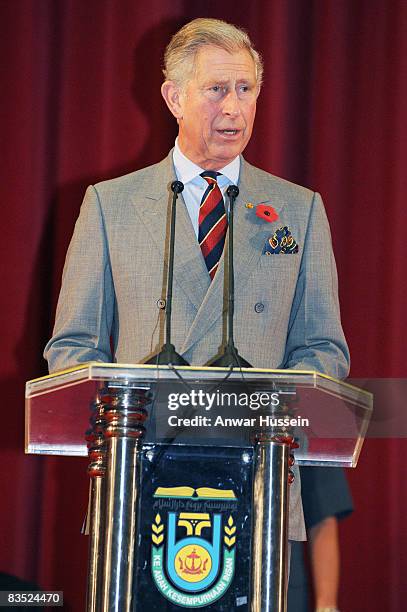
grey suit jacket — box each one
[44,152,350,540]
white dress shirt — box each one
[172,139,240,238]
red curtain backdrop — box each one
[1,1,406,609]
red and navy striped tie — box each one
[199,171,228,280]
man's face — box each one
[163,46,259,170]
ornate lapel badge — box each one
[255,203,279,223]
[246,202,279,223]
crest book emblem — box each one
[151,486,237,608]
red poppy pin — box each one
[255,204,279,223]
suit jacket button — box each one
[156,299,166,310]
[254,302,264,313]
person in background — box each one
[288,467,353,612]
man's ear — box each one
[161,81,184,119]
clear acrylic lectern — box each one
[26,363,372,612]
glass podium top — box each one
[25,363,373,467]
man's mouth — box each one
[217,129,240,135]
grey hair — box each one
[163,18,263,88]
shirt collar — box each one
[173,138,240,186]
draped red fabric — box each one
[1,1,406,609]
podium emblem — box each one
[151,486,237,608]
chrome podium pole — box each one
[250,433,295,612]
[86,384,151,612]
[101,385,150,612]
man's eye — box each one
[211,86,221,92]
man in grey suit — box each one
[45,18,349,550]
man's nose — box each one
[221,90,241,116]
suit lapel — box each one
[131,152,210,311]
[233,160,288,294]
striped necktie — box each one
[198,171,228,280]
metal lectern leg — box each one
[87,385,150,612]
[250,438,290,612]
[101,436,140,611]
[86,473,106,611]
